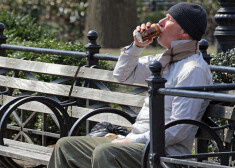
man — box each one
[48,2,212,168]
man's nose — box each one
[158,17,166,27]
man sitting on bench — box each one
[48,2,212,168]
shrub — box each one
[211,49,235,83]
[0,0,87,42]
[0,9,111,69]
[0,9,55,42]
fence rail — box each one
[158,88,235,103]
[160,157,230,168]
[0,44,120,61]
[210,65,235,74]
[1,43,235,73]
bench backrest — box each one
[0,56,147,130]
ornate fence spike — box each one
[85,30,101,67]
[199,39,212,65]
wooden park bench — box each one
[0,22,234,168]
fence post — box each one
[85,30,101,67]
[84,30,101,132]
[146,60,167,168]
[199,39,212,65]
[0,22,7,57]
[196,39,212,162]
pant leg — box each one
[48,136,115,168]
[92,142,145,168]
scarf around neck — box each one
[159,40,199,70]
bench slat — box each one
[4,138,53,154]
[0,139,52,165]
[0,75,145,107]
[0,56,78,77]
[0,146,49,165]
[0,56,147,87]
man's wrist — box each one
[122,42,145,56]
[134,42,145,48]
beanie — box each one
[167,2,207,41]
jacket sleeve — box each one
[127,131,150,144]
[113,43,155,85]
[165,67,209,146]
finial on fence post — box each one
[146,60,167,168]
[0,22,7,57]
[85,30,101,67]
[199,39,212,65]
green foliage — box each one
[0,9,111,69]
[0,8,88,74]
[0,9,56,42]
[211,49,235,83]
[139,10,166,25]
[0,0,87,42]
[8,39,86,65]
[0,8,105,70]
[8,38,87,83]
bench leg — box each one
[195,139,208,162]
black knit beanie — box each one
[167,2,207,41]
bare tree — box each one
[84,0,137,48]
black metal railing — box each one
[2,41,235,75]
[146,60,235,168]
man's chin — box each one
[157,38,165,48]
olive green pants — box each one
[47,136,145,168]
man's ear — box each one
[181,32,191,40]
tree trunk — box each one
[84,0,137,48]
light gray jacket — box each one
[113,42,213,155]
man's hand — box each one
[111,138,130,143]
[133,22,153,48]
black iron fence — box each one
[146,60,235,167]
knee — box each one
[92,143,116,160]
[54,137,73,150]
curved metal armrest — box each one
[0,96,72,168]
[202,116,230,131]
[0,90,8,95]
[0,96,29,119]
[68,107,136,136]
[141,119,225,168]
[0,96,71,142]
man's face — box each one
[157,14,184,49]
